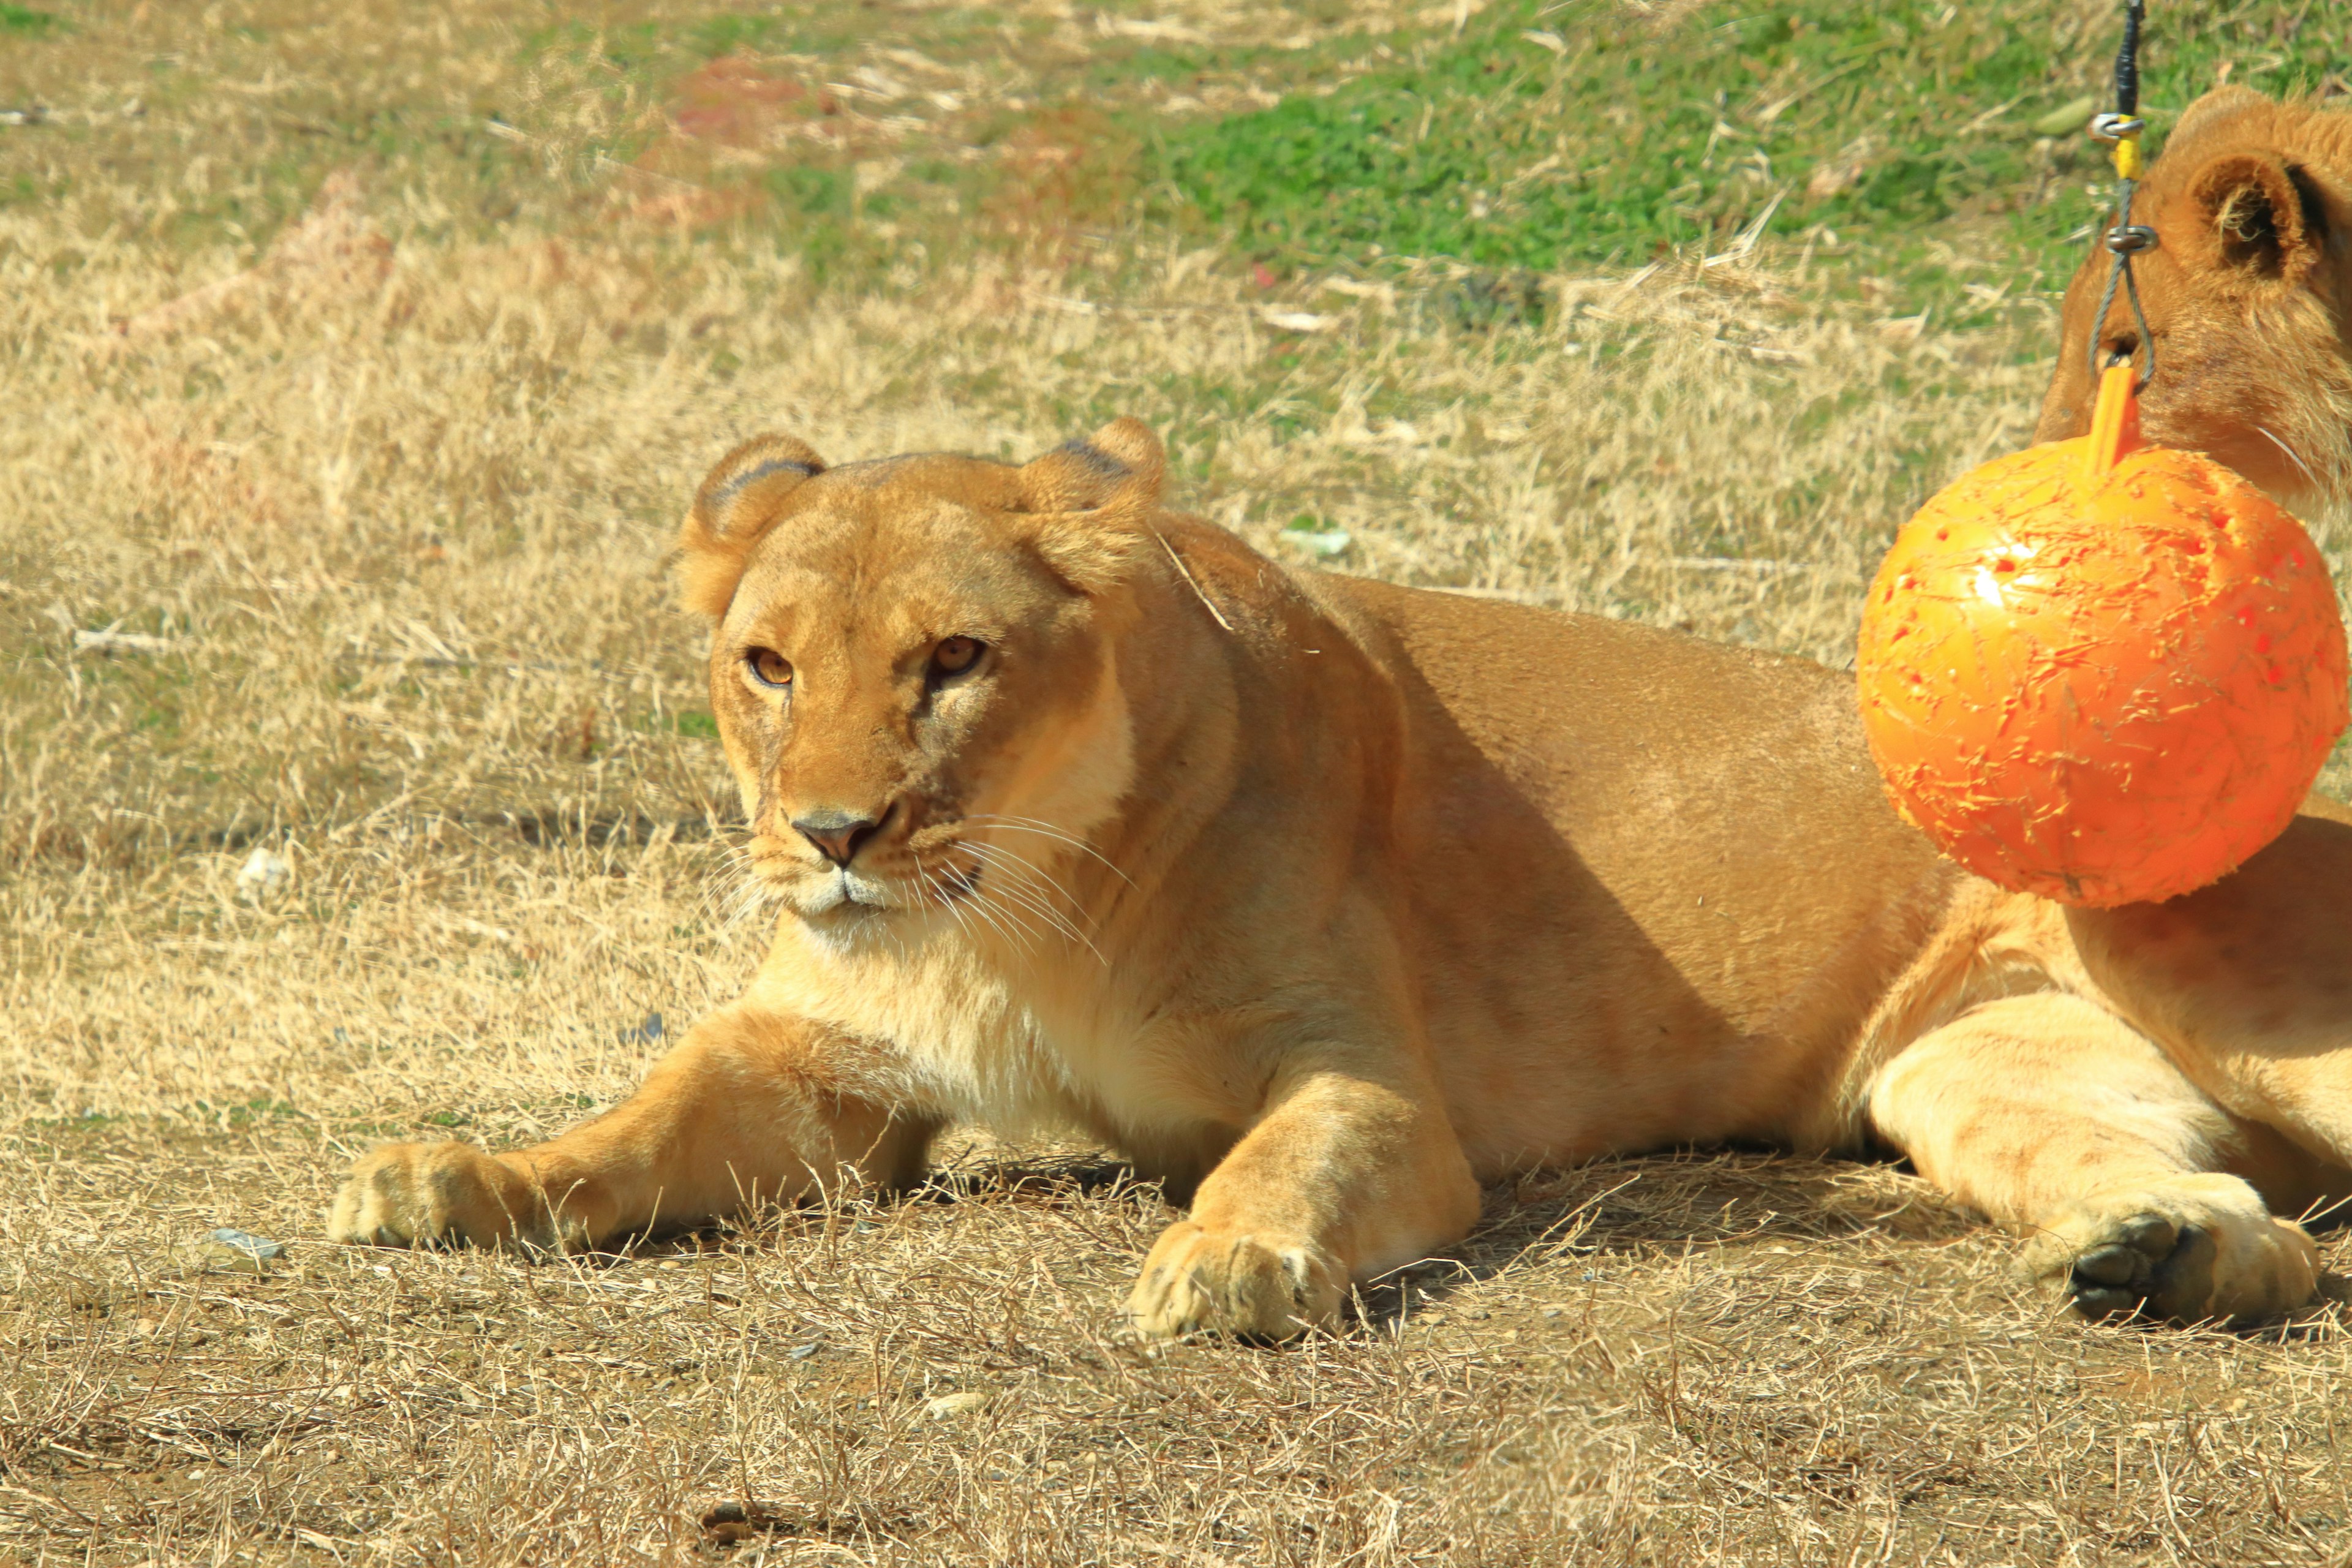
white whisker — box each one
[962,848,1068,943]
[963,814,1137,888]
[965,843,1106,963]
[943,853,1044,956]
[986,874,1096,956]
[969,889,1042,956]
[2256,424,2320,489]
[706,837,783,932]
[914,858,981,948]
[974,839,1092,906]
[969,879,1054,949]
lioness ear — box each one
[1014,418,1167,591]
[2188,150,2328,284]
[1015,418,1166,514]
[675,434,826,618]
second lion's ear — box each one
[675,434,826,617]
[2187,150,2328,284]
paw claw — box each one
[2072,1284,2143,1319]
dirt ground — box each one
[8,2,2352,1564]
[28,1118,2352,1566]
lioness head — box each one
[2037,88,2352,515]
[675,420,1167,939]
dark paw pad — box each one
[2067,1215,2214,1322]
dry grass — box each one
[9,2,2352,1563]
[30,1140,2352,1566]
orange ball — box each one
[1856,368,2348,907]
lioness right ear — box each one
[1014,418,1166,514]
[2188,149,2328,284]
[675,434,826,618]
[1013,418,1167,592]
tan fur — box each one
[2037,88,2352,518]
[330,422,2352,1335]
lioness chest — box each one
[752,932,1236,1160]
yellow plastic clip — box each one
[2113,129,2144,181]
[2084,363,2143,482]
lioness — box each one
[330,420,2352,1335]
[2038,86,2352,514]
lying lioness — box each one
[2038,86,2352,515]
[330,420,2352,1334]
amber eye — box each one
[745,648,793,688]
[931,636,984,677]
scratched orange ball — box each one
[1856,422,2348,907]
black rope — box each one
[2114,0,2143,116]
[2086,0,2157,390]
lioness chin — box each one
[331,420,2352,1336]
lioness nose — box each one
[793,809,882,869]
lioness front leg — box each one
[328,1005,932,1251]
[1127,1066,1480,1341]
[2070,810,2352,1169]
[1869,992,2322,1324]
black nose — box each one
[792,809,882,869]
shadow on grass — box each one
[1348,1147,1983,1331]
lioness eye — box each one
[746,648,793,688]
[932,636,983,676]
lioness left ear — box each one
[2188,151,2329,283]
[1014,418,1167,590]
[675,433,827,618]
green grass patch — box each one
[19,0,2340,320]
[1147,0,2349,307]
[0,4,63,37]
[635,708,720,740]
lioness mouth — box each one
[813,868,895,914]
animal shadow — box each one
[1350,1148,1979,1330]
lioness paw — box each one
[2024,1175,2319,1325]
[327,1140,568,1251]
[1125,1219,1343,1341]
